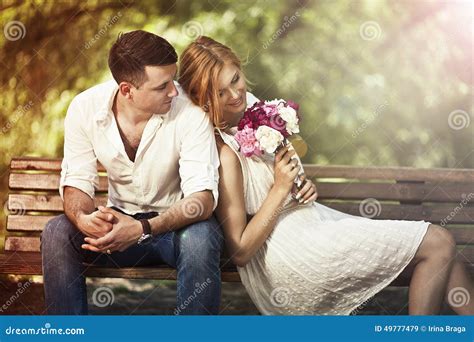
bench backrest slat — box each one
[305,165,474,182]
[10,157,106,172]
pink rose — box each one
[263,104,279,117]
[235,125,261,157]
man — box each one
[41,30,223,315]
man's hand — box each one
[77,208,115,239]
[63,186,113,239]
[81,206,143,253]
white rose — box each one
[278,106,300,134]
[255,126,284,154]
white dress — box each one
[217,128,430,315]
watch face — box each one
[138,234,153,245]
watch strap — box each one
[139,219,152,235]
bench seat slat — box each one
[9,173,108,191]
[5,236,40,252]
[0,252,241,282]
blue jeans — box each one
[40,210,223,315]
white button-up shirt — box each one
[60,79,219,215]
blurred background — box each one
[0,0,472,315]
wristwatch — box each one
[137,219,153,245]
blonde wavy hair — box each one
[178,36,244,129]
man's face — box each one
[130,64,179,115]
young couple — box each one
[41,30,473,315]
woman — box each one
[178,36,474,315]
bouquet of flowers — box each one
[234,99,305,187]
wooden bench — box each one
[2,157,473,287]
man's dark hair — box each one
[108,30,178,87]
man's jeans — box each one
[40,210,223,315]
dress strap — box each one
[215,127,240,152]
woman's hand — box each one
[273,145,301,198]
[295,174,318,204]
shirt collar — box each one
[93,81,165,128]
[94,80,118,125]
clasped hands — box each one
[79,206,143,254]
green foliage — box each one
[0,0,472,211]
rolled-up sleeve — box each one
[59,97,98,200]
[178,106,220,210]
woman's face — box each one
[217,62,247,127]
